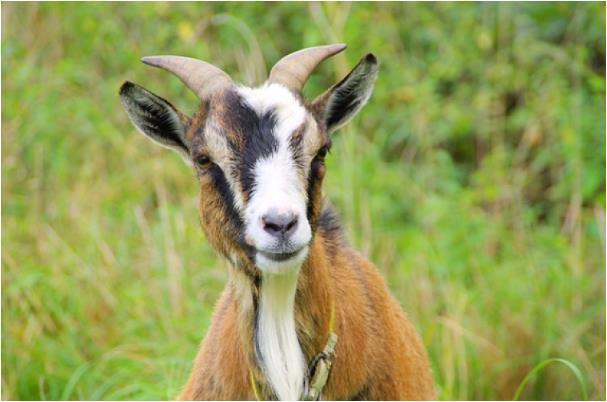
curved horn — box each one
[268,43,347,92]
[141,56,233,99]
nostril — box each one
[262,212,298,237]
[264,220,282,234]
[285,217,298,233]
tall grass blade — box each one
[60,363,90,400]
[513,358,588,401]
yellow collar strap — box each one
[250,369,262,401]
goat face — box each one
[119,46,378,275]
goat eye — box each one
[195,154,212,167]
[317,146,330,159]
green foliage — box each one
[2,2,605,400]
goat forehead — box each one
[196,85,311,211]
[206,85,307,153]
[216,85,308,173]
[236,83,307,143]
[239,86,307,201]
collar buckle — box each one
[301,331,338,401]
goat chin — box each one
[254,246,309,274]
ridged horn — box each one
[268,43,347,92]
[141,56,233,99]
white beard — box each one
[256,268,305,401]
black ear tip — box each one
[119,81,135,96]
[364,53,378,64]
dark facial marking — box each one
[305,135,332,228]
[288,123,306,171]
[209,164,244,237]
[316,202,344,260]
[221,90,279,200]
[306,158,325,227]
[317,203,342,238]
[207,164,259,276]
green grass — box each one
[2,2,605,400]
[513,358,588,401]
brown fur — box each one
[178,222,435,400]
[174,85,436,399]
[123,58,436,400]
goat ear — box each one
[312,53,379,133]
[119,81,192,162]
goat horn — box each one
[268,43,347,92]
[141,55,233,99]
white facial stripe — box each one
[237,84,313,266]
[240,83,309,203]
[200,84,318,238]
[237,83,307,137]
[254,144,306,210]
[231,85,315,399]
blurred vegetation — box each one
[2,2,605,400]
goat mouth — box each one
[258,248,303,262]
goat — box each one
[119,44,435,400]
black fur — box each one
[306,158,323,224]
[119,81,188,153]
[326,92,361,129]
[350,384,370,400]
[317,201,345,260]
[323,53,379,132]
[209,164,244,238]
[222,90,279,199]
[317,203,343,238]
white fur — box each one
[257,269,305,401]
[237,84,312,273]
[235,84,310,400]
[237,83,306,128]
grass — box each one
[513,358,588,401]
[2,2,605,400]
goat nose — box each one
[262,211,298,238]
